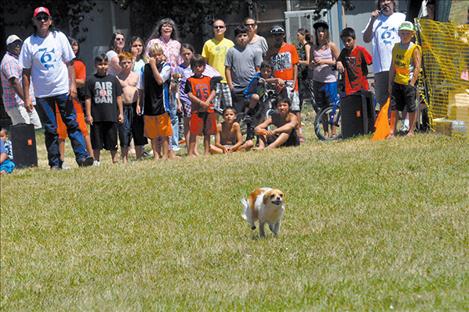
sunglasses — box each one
[115,37,124,41]
[213,26,225,29]
[244,23,256,27]
[35,15,50,22]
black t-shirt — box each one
[85,73,122,122]
[143,63,169,116]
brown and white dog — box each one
[241,187,285,237]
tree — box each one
[125,0,249,37]
[123,0,353,51]
[1,0,98,39]
[0,0,354,51]
[317,0,355,11]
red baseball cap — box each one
[33,7,51,17]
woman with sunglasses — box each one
[19,6,93,169]
[145,18,182,69]
[106,31,126,76]
[244,17,268,56]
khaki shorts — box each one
[5,105,42,129]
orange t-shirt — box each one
[271,43,299,90]
[56,59,88,139]
[74,59,86,81]
[185,75,215,113]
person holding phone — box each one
[362,0,406,111]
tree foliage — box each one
[1,0,97,39]
[318,0,355,11]
[124,0,249,39]
[1,0,353,45]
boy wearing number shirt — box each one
[185,54,220,156]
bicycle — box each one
[238,78,278,136]
[313,102,342,141]
[312,72,348,141]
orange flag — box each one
[372,97,391,141]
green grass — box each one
[1,130,468,310]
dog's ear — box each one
[263,191,272,205]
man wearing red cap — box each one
[19,7,93,169]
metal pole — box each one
[337,0,344,50]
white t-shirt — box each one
[362,12,406,73]
[106,50,119,76]
[132,59,145,75]
[19,31,75,98]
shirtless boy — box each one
[255,98,299,149]
[210,107,253,154]
[117,52,146,162]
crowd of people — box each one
[1,0,438,172]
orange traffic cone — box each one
[372,97,391,141]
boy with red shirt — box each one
[185,54,219,156]
[337,27,372,96]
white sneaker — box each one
[400,119,409,132]
[61,162,71,170]
[93,160,100,167]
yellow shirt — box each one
[202,38,234,83]
[392,42,421,85]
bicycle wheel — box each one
[314,105,342,141]
[237,112,249,135]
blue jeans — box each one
[169,98,179,151]
[312,80,340,110]
[36,93,89,167]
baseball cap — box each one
[270,25,285,35]
[33,7,51,17]
[399,21,415,32]
[6,35,22,46]
[313,21,329,30]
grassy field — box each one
[1,130,468,310]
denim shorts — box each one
[312,80,339,110]
[118,103,148,147]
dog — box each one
[241,187,285,237]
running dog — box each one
[241,187,285,237]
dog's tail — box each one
[241,198,256,230]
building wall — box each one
[78,1,130,72]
